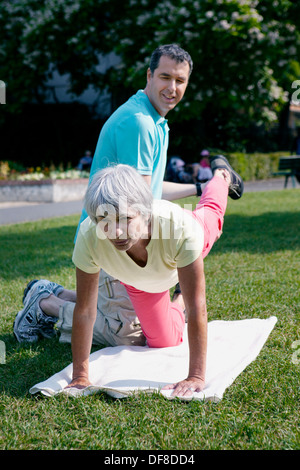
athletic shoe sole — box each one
[13,288,52,343]
[22,279,38,304]
[210,155,244,199]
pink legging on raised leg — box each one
[191,174,228,259]
[123,176,229,348]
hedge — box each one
[224,151,290,182]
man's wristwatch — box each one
[195,182,202,197]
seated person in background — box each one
[165,156,193,183]
[197,150,213,183]
[76,150,93,171]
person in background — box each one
[165,156,193,183]
[291,128,300,156]
[76,150,93,171]
[197,150,213,182]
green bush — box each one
[225,151,289,181]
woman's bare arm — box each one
[66,268,100,389]
[163,256,207,397]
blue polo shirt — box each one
[75,90,169,235]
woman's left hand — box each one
[162,377,205,398]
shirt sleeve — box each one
[72,226,101,274]
[175,237,203,268]
[173,214,204,268]
[114,114,156,174]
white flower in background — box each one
[219,20,231,30]
[261,107,277,122]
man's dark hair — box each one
[149,44,193,76]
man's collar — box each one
[138,90,168,125]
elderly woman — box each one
[67,159,243,397]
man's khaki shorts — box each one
[56,271,146,347]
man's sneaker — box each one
[22,279,38,304]
[14,287,57,343]
[23,279,64,305]
[210,155,244,199]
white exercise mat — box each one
[30,316,277,402]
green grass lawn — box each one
[0,189,299,450]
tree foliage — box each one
[1,0,299,151]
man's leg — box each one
[14,273,145,346]
[95,273,145,346]
[45,274,145,346]
[22,279,65,305]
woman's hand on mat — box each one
[162,377,205,397]
[65,376,92,390]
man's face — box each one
[145,55,190,117]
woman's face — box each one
[96,207,150,251]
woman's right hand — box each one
[65,376,92,390]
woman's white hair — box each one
[84,164,153,224]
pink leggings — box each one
[123,176,229,348]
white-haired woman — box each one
[69,158,243,398]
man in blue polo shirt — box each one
[75,89,169,233]
[76,44,201,231]
[86,90,168,199]
[14,44,205,347]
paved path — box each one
[0,200,84,226]
[0,178,298,226]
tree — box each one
[108,0,300,150]
[1,0,299,152]
[0,0,118,111]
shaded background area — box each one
[0,101,295,169]
[0,103,103,168]
[1,0,300,169]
